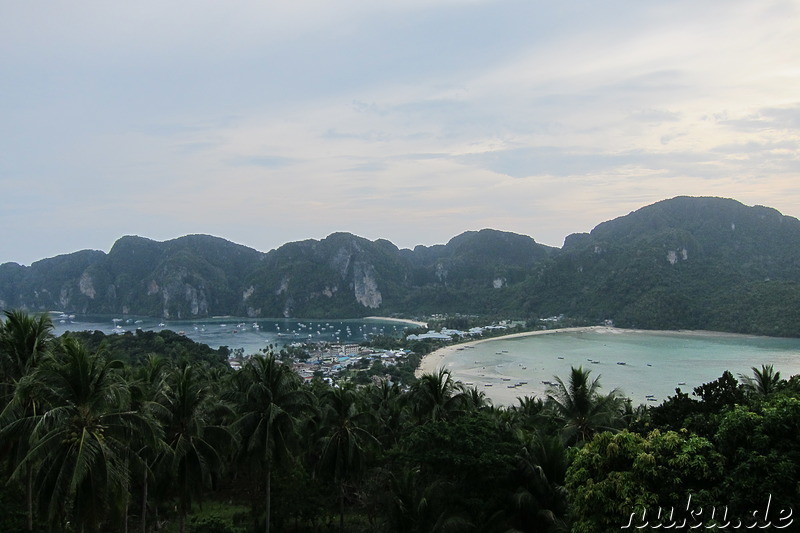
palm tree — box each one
[739,364,781,397]
[317,385,379,532]
[461,385,490,412]
[385,466,472,533]
[127,354,170,533]
[364,379,405,446]
[230,354,311,533]
[546,366,623,445]
[0,310,54,531]
[5,337,161,532]
[508,431,570,532]
[0,310,54,404]
[158,362,234,533]
[409,368,468,423]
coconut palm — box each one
[546,366,623,445]
[461,385,491,412]
[0,310,55,531]
[364,379,405,446]
[229,354,312,533]
[127,354,170,533]
[0,310,54,367]
[409,368,468,423]
[508,431,570,532]
[385,466,472,533]
[158,362,234,533]
[5,337,161,532]
[0,309,54,405]
[739,364,781,397]
[317,385,379,532]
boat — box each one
[616,362,626,365]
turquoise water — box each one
[52,315,411,355]
[52,317,800,407]
[440,329,800,407]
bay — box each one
[51,314,413,356]
[432,327,800,407]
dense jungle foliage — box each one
[2,311,799,532]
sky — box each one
[1,0,799,266]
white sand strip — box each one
[363,316,428,328]
[414,326,763,378]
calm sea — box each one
[439,329,800,407]
[52,318,800,407]
[51,315,412,356]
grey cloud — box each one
[228,156,300,169]
[720,105,800,132]
[322,128,392,142]
[458,146,727,179]
[760,106,800,129]
[629,108,682,123]
[343,161,388,173]
[711,139,798,154]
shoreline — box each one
[414,325,774,378]
[363,316,428,328]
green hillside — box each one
[2,196,800,335]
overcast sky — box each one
[2,0,799,265]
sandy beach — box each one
[415,325,771,378]
[415,326,614,377]
[364,316,428,328]
[412,325,792,406]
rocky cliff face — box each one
[353,262,382,308]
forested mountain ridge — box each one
[522,196,800,334]
[0,229,556,320]
[2,196,800,335]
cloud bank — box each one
[1,0,799,265]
